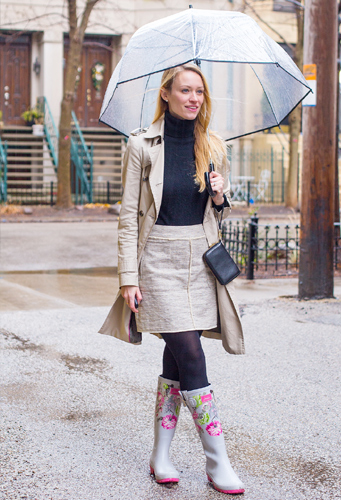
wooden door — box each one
[0,33,31,125]
[64,36,112,127]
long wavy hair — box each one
[152,63,226,192]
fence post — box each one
[246,213,258,280]
[271,147,274,203]
[281,147,285,203]
[297,152,300,202]
[50,181,54,206]
[90,143,93,204]
[107,181,110,204]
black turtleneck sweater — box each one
[156,111,209,226]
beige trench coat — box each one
[99,116,245,355]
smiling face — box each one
[161,70,205,121]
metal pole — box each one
[335,1,341,227]
[281,147,285,203]
[4,141,7,202]
[299,0,338,299]
[246,214,258,280]
[271,147,274,203]
[107,180,110,204]
[297,152,300,203]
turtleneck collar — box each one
[164,110,195,139]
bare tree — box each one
[285,0,304,209]
[57,0,102,208]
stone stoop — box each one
[1,126,56,203]
[81,127,125,188]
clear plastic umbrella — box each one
[100,8,311,140]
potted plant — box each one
[21,108,36,126]
[21,107,44,135]
[32,110,44,136]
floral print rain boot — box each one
[182,385,245,495]
[150,376,181,483]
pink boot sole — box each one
[207,474,245,495]
[150,466,179,484]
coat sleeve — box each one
[118,136,141,287]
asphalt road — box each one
[0,221,340,500]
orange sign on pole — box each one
[302,64,316,106]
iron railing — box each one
[37,96,58,167]
[228,147,288,204]
[0,137,7,202]
[6,181,122,206]
[71,111,93,204]
[36,97,93,203]
[222,215,341,278]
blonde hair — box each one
[152,64,226,192]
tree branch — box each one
[0,12,67,29]
[79,0,102,38]
[245,1,295,53]
[68,0,77,39]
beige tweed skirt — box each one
[136,224,218,334]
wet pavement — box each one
[0,220,340,500]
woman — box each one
[100,63,245,495]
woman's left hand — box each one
[209,171,225,205]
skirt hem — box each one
[141,323,218,335]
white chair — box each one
[255,169,270,201]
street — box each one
[0,220,340,500]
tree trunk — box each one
[57,36,82,208]
[56,0,101,209]
[286,103,302,208]
[285,2,304,209]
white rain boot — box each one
[150,376,181,483]
[182,385,245,495]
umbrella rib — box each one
[140,73,152,129]
[190,8,196,60]
[135,27,192,51]
[277,64,312,92]
[250,63,280,124]
[117,56,197,86]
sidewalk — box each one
[0,219,340,500]
[0,203,300,224]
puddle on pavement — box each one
[1,329,110,378]
[0,268,119,309]
[0,266,118,278]
[61,410,104,421]
[61,354,108,374]
[1,329,44,353]
[227,426,340,493]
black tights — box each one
[161,330,209,391]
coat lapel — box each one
[148,142,164,217]
[145,117,165,218]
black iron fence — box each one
[5,181,123,206]
[222,215,341,278]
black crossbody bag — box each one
[203,206,241,286]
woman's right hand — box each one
[120,286,142,313]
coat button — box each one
[139,210,144,216]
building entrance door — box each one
[64,36,113,128]
[0,33,31,126]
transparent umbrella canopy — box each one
[100,8,311,140]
